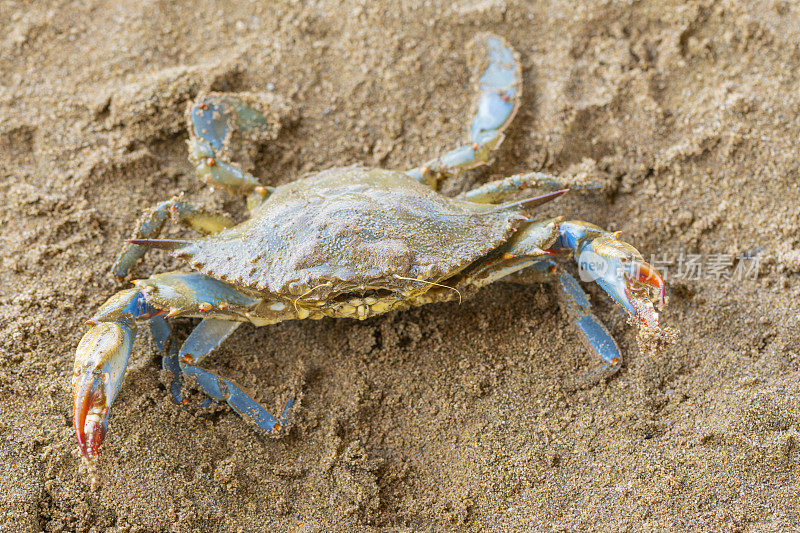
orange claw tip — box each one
[636,261,666,305]
[73,375,110,463]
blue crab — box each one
[73,35,668,467]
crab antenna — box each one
[488,189,569,213]
[126,238,193,250]
[392,274,463,304]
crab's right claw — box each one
[73,318,134,464]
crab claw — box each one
[619,259,664,331]
[73,317,134,463]
[631,260,666,306]
[569,226,665,331]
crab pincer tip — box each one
[636,261,666,306]
[73,372,109,464]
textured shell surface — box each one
[178,166,526,300]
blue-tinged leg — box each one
[554,265,623,384]
[148,315,187,402]
[135,273,294,434]
[160,318,235,406]
[524,261,623,387]
[149,315,170,351]
[461,171,603,204]
[179,317,242,362]
[112,197,235,279]
[188,93,278,153]
[73,271,293,470]
[187,92,286,209]
[173,318,294,435]
[161,345,184,407]
[406,34,522,187]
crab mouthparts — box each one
[73,373,110,462]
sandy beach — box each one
[1,0,799,530]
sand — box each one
[1,0,799,531]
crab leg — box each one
[189,93,277,155]
[187,92,284,209]
[160,318,241,406]
[179,357,295,433]
[112,197,235,279]
[518,261,623,386]
[164,317,295,434]
[189,139,264,197]
[461,218,562,287]
[73,272,293,466]
[461,172,603,204]
[554,267,622,382]
[406,34,522,187]
[469,218,664,385]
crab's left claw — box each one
[622,259,666,329]
[72,317,134,464]
[560,222,666,331]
